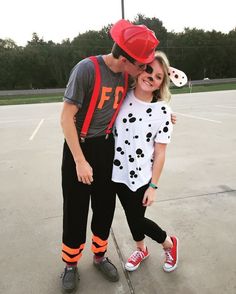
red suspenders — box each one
[80,56,129,142]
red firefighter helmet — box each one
[110,19,159,64]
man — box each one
[60,19,159,293]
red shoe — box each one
[125,247,149,271]
[163,236,178,272]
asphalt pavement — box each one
[0,90,235,294]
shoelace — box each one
[129,250,145,263]
[164,249,173,263]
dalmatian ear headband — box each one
[168,66,188,87]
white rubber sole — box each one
[125,254,150,272]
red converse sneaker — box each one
[163,236,178,272]
[125,247,149,271]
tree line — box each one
[0,15,235,90]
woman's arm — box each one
[142,142,167,206]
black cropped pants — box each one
[115,183,167,244]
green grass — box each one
[0,93,63,106]
[0,83,236,106]
[171,82,236,94]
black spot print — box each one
[146,132,152,142]
[130,170,138,179]
[124,113,136,123]
[146,108,152,117]
[166,121,169,125]
[129,155,135,162]
[129,103,132,106]
[116,147,125,155]
[139,118,142,121]
[125,140,130,145]
[174,74,179,79]
[114,159,123,169]
[161,106,167,114]
[126,128,129,131]
[136,148,144,158]
[133,135,139,139]
[163,127,168,133]
[130,117,136,123]
[113,159,120,166]
[148,124,151,127]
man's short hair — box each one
[111,43,136,64]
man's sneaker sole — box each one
[163,237,179,273]
[125,253,150,272]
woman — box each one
[112,51,186,272]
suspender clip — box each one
[80,137,85,143]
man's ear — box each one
[120,56,127,64]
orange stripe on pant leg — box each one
[62,243,85,255]
[91,244,107,254]
[62,252,82,263]
[92,235,108,247]
[91,235,108,254]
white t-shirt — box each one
[112,90,173,192]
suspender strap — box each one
[80,56,101,140]
[105,71,129,136]
[80,56,129,140]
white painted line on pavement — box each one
[29,119,44,141]
[175,112,222,124]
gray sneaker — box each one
[61,266,79,293]
[93,257,119,282]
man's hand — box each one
[75,160,93,185]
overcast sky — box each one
[1,0,235,46]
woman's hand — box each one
[142,187,157,206]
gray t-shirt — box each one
[64,55,126,138]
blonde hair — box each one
[153,51,171,103]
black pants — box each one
[115,183,167,244]
[61,135,116,264]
